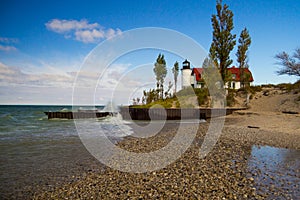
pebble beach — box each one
[33,116,300,199]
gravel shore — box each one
[33,118,300,199]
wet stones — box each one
[32,123,300,199]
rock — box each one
[263,91,269,96]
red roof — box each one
[192,66,254,82]
[191,68,204,82]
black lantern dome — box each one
[182,59,190,69]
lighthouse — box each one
[181,59,192,89]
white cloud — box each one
[0,45,17,51]
[45,19,122,43]
[75,29,105,43]
[106,28,122,39]
[0,62,18,75]
[0,37,18,51]
[0,37,18,43]
[0,62,74,88]
[0,61,148,105]
[45,19,98,33]
[0,61,136,90]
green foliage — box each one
[202,57,222,87]
[153,54,167,99]
[176,88,209,107]
[195,88,209,106]
[209,0,236,82]
[276,81,300,92]
[236,28,251,69]
[277,83,294,91]
[236,85,262,95]
[143,89,159,104]
[132,98,175,109]
[226,89,236,107]
[248,81,299,94]
[164,81,173,99]
[275,48,300,77]
[248,85,262,94]
[137,88,209,108]
[261,84,275,88]
[236,28,251,88]
[176,87,195,97]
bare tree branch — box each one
[275,48,300,77]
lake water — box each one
[248,145,300,198]
[0,105,131,199]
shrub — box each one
[261,84,275,88]
[197,92,209,106]
[226,89,235,107]
[275,81,300,92]
[176,87,195,96]
[249,85,262,94]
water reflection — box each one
[247,145,300,198]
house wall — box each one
[226,81,241,90]
[184,67,253,90]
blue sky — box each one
[0,0,299,105]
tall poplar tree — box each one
[209,0,236,82]
[236,28,251,88]
[153,54,167,99]
[172,61,179,95]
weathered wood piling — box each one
[44,107,246,120]
[119,107,246,120]
[44,111,111,119]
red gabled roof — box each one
[228,66,254,82]
[192,66,254,82]
[191,68,204,82]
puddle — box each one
[247,145,300,198]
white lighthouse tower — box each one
[181,59,192,89]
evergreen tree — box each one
[153,54,167,99]
[172,61,179,94]
[236,28,251,88]
[209,0,236,82]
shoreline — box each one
[33,116,300,199]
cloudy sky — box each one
[0,0,299,105]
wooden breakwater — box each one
[44,111,111,119]
[119,107,246,120]
[44,107,246,120]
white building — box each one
[181,60,254,90]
